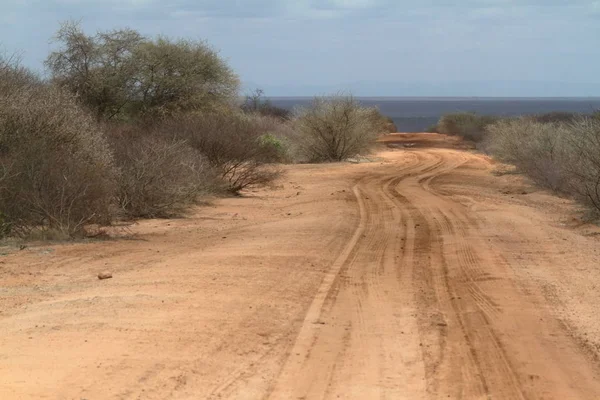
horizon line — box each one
[265,96,600,99]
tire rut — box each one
[268,147,600,400]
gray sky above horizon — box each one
[2,0,600,96]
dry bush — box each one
[366,109,397,133]
[437,112,498,142]
[564,117,600,214]
[241,89,291,120]
[0,54,37,92]
[484,118,572,192]
[485,116,600,216]
[530,112,582,124]
[0,59,117,237]
[107,125,218,218]
[292,95,385,162]
[158,113,283,193]
[382,116,398,133]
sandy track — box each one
[2,134,600,399]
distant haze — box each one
[255,82,600,97]
[270,97,600,132]
[2,1,600,97]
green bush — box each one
[258,133,287,161]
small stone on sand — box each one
[98,271,113,280]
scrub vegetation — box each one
[436,111,600,216]
[0,22,389,239]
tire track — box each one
[268,157,433,399]
[268,145,600,400]
[388,151,526,399]
[267,182,371,399]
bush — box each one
[107,125,218,218]
[292,95,385,162]
[0,54,38,92]
[426,124,439,133]
[158,113,283,193]
[373,113,397,133]
[530,112,581,124]
[484,118,571,191]
[484,116,600,216]
[258,133,287,159]
[564,117,600,214]
[437,112,498,142]
[0,58,117,237]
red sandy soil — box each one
[2,133,600,399]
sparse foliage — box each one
[0,56,117,237]
[133,37,240,117]
[46,21,240,120]
[437,112,498,142]
[241,89,291,120]
[426,124,439,133]
[158,113,283,193]
[564,117,600,214]
[107,125,218,218]
[484,118,572,191]
[292,95,386,162]
[530,112,582,124]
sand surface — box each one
[2,133,600,399]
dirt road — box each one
[2,133,600,399]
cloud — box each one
[1,0,599,95]
[5,0,599,21]
[3,0,393,20]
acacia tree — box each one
[132,37,240,117]
[46,21,240,120]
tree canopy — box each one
[46,21,240,120]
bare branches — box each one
[0,56,117,237]
[107,125,217,218]
[292,94,386,162]
[484,116,600,216]
[159,113,284,193]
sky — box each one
[1,0,600,96]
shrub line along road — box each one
[2,133,600,399]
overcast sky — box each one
[1,0,600,96]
